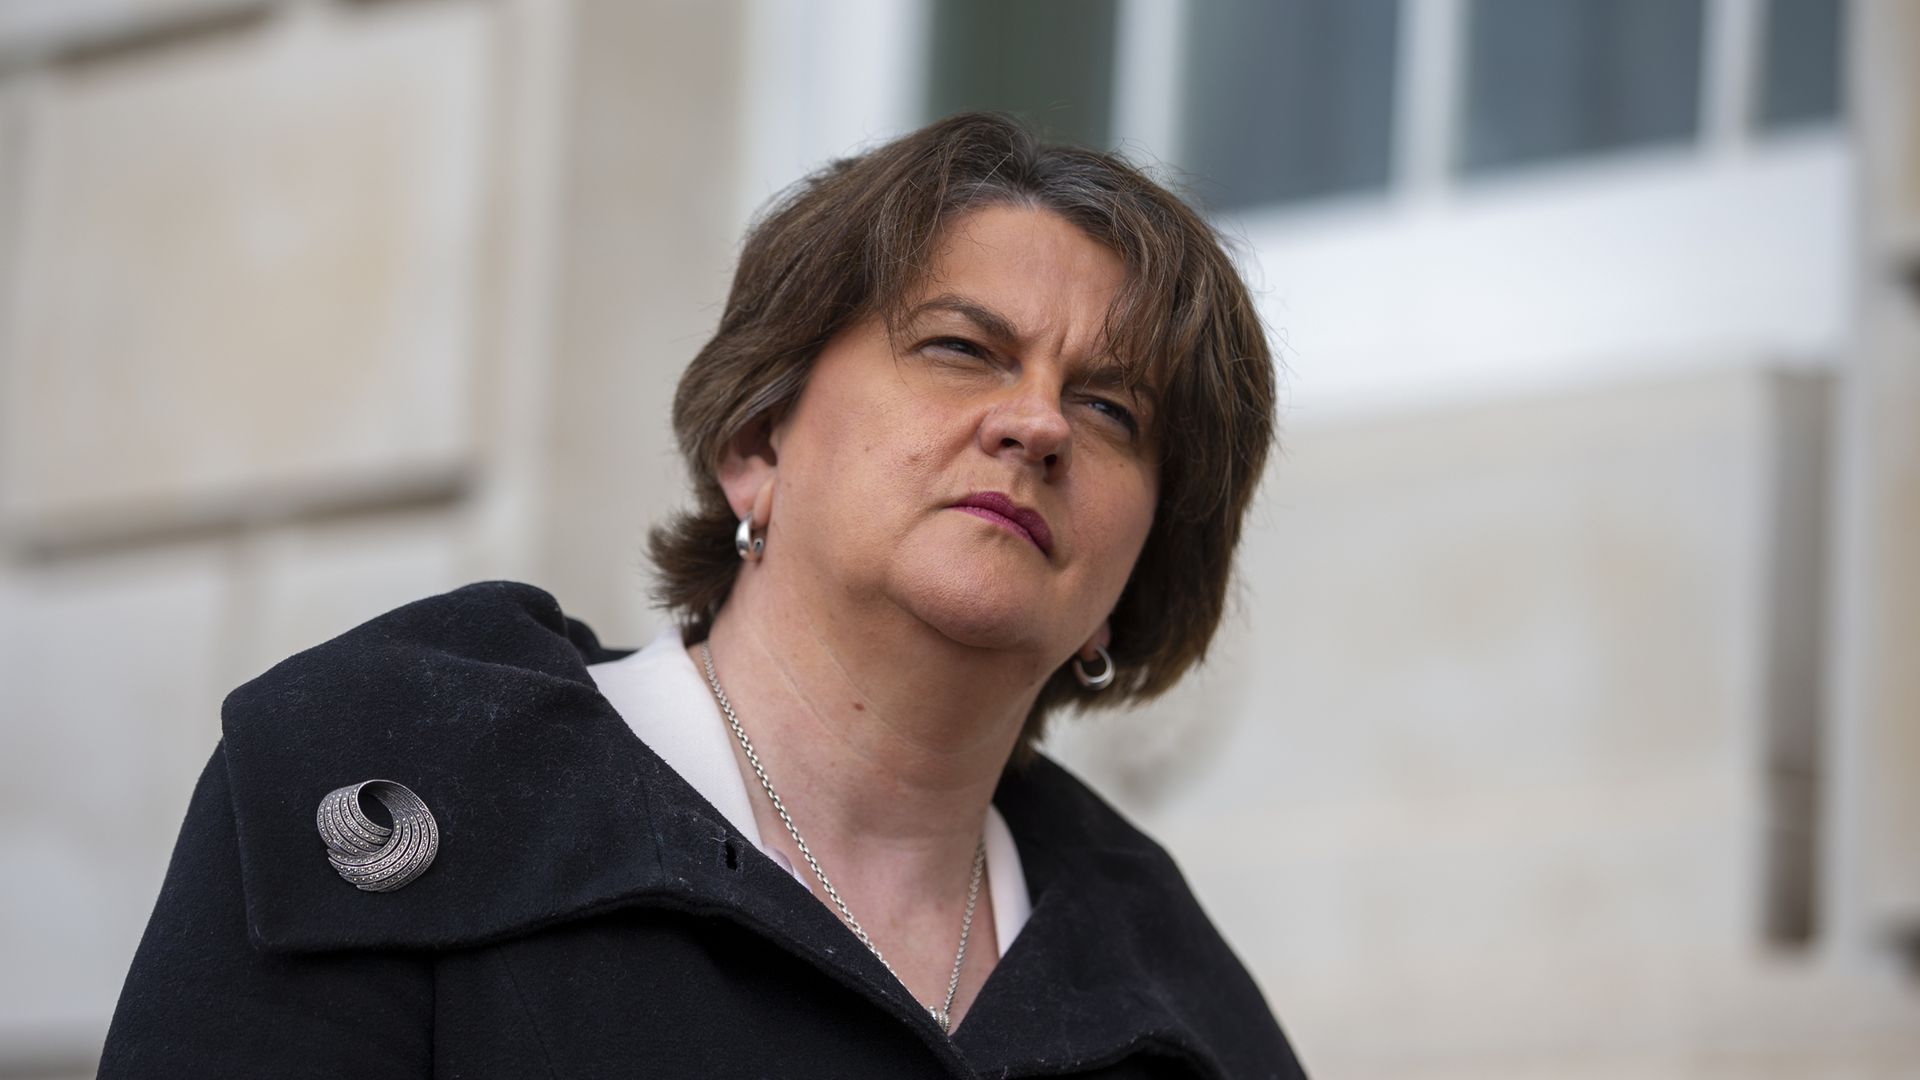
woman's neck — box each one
[700,567,1037,855]
[696,569,1033,1025]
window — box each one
[1758,0,1844,129]
[1181,0,1400,209]
[925,0,1118,150]
[1460,0,1705,174]
[918,0,1846,216]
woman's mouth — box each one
[948,492,1053,557]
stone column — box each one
[1829,0,1920,951]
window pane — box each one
[925,0,1118,150]
[1182,0,1400,209]
[1461,0,1705,174]
[1758,0,1844,129]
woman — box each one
[100,113,1305,1078]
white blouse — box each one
[585,627,1032,958]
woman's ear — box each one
[716,415,778,521]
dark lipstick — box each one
[949,492,1053,556]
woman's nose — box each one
[978,382,1072,473]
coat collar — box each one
[220,580,1294,1078]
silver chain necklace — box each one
[698,642,986,1036]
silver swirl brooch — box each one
[316,780,440,892]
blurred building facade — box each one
[0,0,1914,1076]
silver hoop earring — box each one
[1071,645,1115,691]
[735,516,764,562]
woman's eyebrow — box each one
[1074,362,1134,394]
[904,294,1021,345]
[1075,360,1159,412]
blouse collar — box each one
[583,624,1034,959]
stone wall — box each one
[0,1,746,1073]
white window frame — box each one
[1107,0,1849,420]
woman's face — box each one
[740,204,1159,665]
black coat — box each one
[99,581,1306,1078]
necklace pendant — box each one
[929,1005,951,1034]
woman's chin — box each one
[892,569,1055,652]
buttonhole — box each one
[723,839,739,870]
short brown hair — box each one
[649,112,1275,757]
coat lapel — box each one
[224,581,669,953]
[960,757,1301,1078]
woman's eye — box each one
[926,337,987,359]
[1086,397,1139,435]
